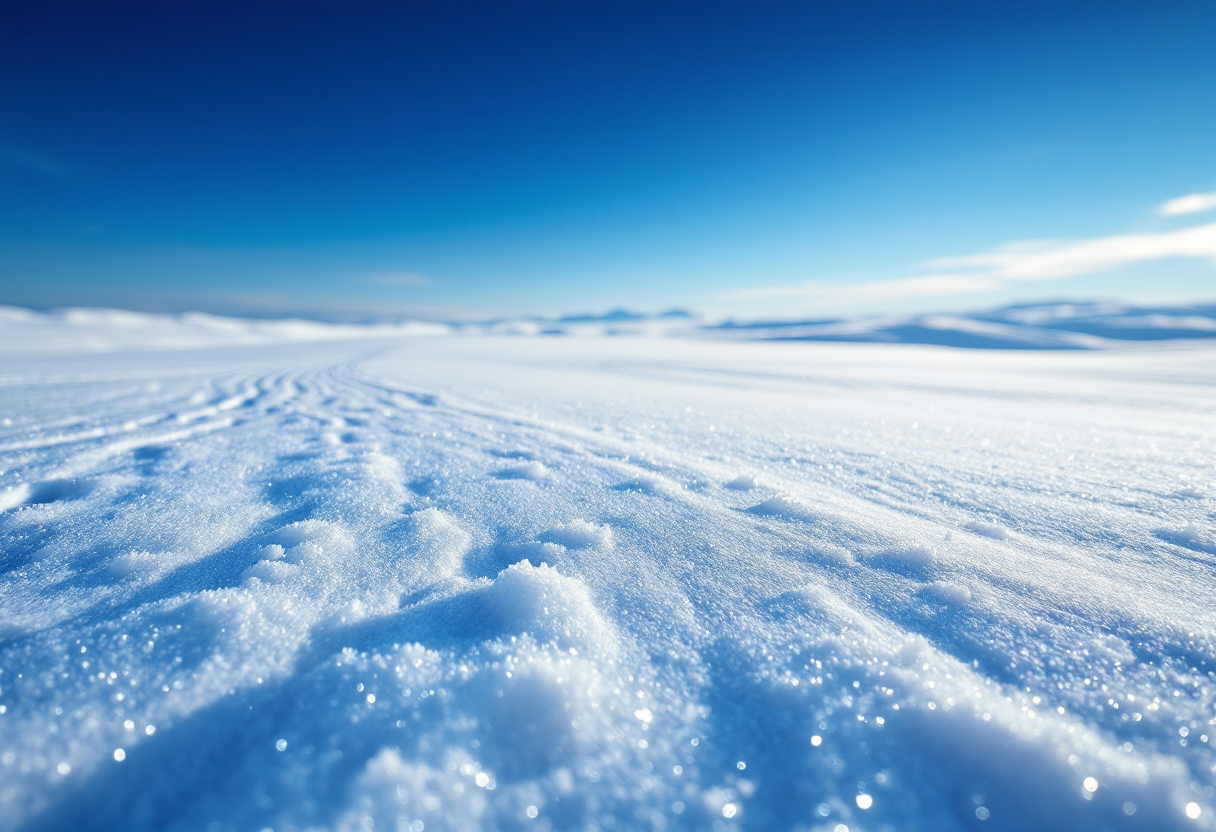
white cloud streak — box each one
[1159,192,1216,216]
[725,210,1216,306]
[928,221,1216,281]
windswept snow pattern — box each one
[1,335,1214,832]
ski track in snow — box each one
[0,337,1214,832]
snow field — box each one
[0,336,1213,832]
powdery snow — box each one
[0,332,1214,832]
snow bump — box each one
[540,520,613,550]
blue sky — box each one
[1,0,1213,320]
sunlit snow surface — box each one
[1,331,1214,832]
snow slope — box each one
[1,331,1214,832]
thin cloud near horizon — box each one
[363,272,431,287]
[724,192,1216,304]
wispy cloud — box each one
[363,272,430,287]
[725,194,1216,306]
[0,144,69,176]
[1159,192,1216,216]
[928,221,1216,281]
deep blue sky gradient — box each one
[1,0,1213,319]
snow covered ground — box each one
[1,320,1214,832]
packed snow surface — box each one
[1,329,1214,832]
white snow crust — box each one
[0,328,1214,832]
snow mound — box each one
[963,519,1009,539]
[495,460,549,481]
[924,580,972,606]
[540,520,614,550]
[273,519,354,562]
[746,494,819,521]
[480,560,620,657]
[1158,523,1216,554]
[613,472,668,493]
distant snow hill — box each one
[704,302,1216,350]
[1,301,1214,353]
[0,306,453,354]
